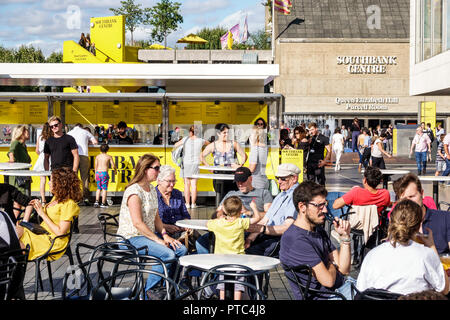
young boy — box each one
[435,134,446,176]
[206,196,262,300]
[94,143,117,208]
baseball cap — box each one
[234,166,252,182]
[276,163,301,177]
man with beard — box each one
[279,180,355,300]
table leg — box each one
[224,275,234,300]
[383,175,389,190]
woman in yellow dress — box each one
[16,167,82,261]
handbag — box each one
[15,176,31,188]
[19,221,49,235]
[171,137,189,169]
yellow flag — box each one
[227,31,233,50]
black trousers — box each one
[306,162,326,185]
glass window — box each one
[424,0,433,60]
[447,0,450,49]
[433,0,443,56]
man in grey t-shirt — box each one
[216,166,272,217]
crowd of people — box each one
[1,116,449,301]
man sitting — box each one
[395,173,449,255]
[332,166,390,215]
[195,166,273,254]
[245,163,301,256]
[280,181,354,300]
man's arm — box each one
[44,153,50,171]
[332,197,347,210]
[445,143,450,160]
[72,149,80,172]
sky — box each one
[0,0,266,57]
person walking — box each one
[248,124,269,189]
[350,117,361,152]
[306,122,331,185]
[33,123,52,204]
[331,127,344,171]
[68,123,98,205]
[410,126,432,175]
[173,125,208,208]
[371,132,392,169]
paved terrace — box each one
[21,152,449,300]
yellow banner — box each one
[281,149,304,182]
[420,101,436,132]
[0,102,25,124]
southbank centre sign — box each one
[337,56,398,74]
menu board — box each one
[281,149,304,173]
[233,103,267,124]
[169,102,202,124]
[202,102,232,124]
[97,102,128,124]
[0,102,25,124]
[23,102,48,124]
[66,102,97,124]
[127,102,162,124]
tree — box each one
[185,26,227,50]
[144,0,183,49]
[110,0,144,45]
[45,52,63,63]
[249,29,271,50]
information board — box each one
[127,102,162,124]
[169,102,202,124]
[420,101,436,132]
[0,102,24,124]
[66,102,97,124]
[23,102,48,124]
[281,149,303,182]
[97,102,127,124]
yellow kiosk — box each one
[0,15,283,199]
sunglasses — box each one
[308,201,328,210]
[256,122,264,126]
[276,176,290,181]
[164,179,177,184]
[49,122,60,129]
[149,166,160,171]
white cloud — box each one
[182,0,231,15]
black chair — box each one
[0,247,30,300]
[62,241,143,300]
[90,268,180,300]
[97,213,128,243]
[351,283,403,300]
[281,263,346,300]
[28,221,75,300]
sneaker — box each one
[93,202,100,208]
[191,203,197,209]
[185,203,190,209]
[100,203,108,208]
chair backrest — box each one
[90,268,180,300]
[0,256,17,300]
[0,247,29,300]
[281,263,346,300]
[97,213,127,243]
[325,191,348,221]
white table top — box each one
[379,169,410,175]
[192,173,235,180]
[198,165,236,172]
[0,162,32,170]
[179,254,280,272]
[0,170,51,177]
[175,219,209,231]
[418,175,450,182]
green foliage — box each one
[110,0,144,44]
[249,29,271,50]
[185,26,227,50]
[143,0,183,48]
[45,51,63,63]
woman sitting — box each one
[356,199,449,296]
[116,154,187,299]
[16,167,82,261]
[156,165,191,239]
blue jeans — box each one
[329,277,357,300]
[195,232,211,254]
[442,158,450,177]
[126,235,187,292]
[415,151,427,173]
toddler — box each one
[94,143,117,208]
[206,196,262,300]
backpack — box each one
[427,130,435,143]
[171,137,188,168]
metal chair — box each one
[90,268,180,300]
[351,283,403,300]
[281,263,346,300]
[28,221,75,300]
[0,256,18,300]
[97,213,128,243]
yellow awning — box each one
[176,34,208,44]
[147,43,172,50]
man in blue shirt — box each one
[396,173,450,254]
[245,163,301,256]
[279,180,354,300]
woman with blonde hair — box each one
[8,125,31,194]
[248,125,269,189]
[34,123,53,204]
[16,167,82,260]
[356,199,449,295]
[117,154,187,299]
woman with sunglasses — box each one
[117,154,187,299]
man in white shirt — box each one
[442,132,450,179]
[68,123,98,205]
